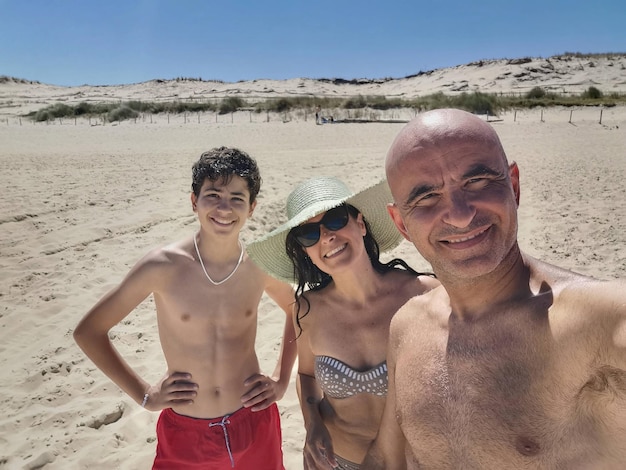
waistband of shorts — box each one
[161,403,276,429]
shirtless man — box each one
[362,109,626,469]
[74,147,296,469]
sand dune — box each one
[1,54,625,117]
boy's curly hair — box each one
[191,147,261,203]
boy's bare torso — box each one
[152,238,268,418]
[393,268,626,469]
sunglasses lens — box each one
[294,205,350,248]
[323,206,349,231]
[294,225,320,247]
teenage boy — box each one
[74,147,296,469]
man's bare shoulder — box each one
[552,277,626,333]
[558,276,626,301]
[525,253,597,288]
[390,285,448,338]
[527,256,626,362]
[417,273,441,293]
[526,254,626,309]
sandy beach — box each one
[1,58,625,469]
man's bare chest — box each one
[394,323,626,467]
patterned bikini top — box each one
[314,355,388,399]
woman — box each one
[248,177,438,469]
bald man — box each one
[362,109,626,469]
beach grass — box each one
[24,86,626,123]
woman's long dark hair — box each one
[286,204,432,336]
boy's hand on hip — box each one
[241,373,283,411]
[144,372,198,411]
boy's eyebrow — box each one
[202,185,222,193]
[202,185,249,197]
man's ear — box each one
[249,200,257,216]
[387,203,411,241]
[191,193,198,212]
[509,162,520,206]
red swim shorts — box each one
[153,404,284,469]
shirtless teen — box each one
[74,147,296,469]
[362,109,626,469]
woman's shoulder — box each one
[385,267,440,294]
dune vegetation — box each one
[24,85,625,123]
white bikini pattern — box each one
[314,355,388,399]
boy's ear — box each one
[191,192,198,212]
[248,200,257,216]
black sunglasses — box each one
[293,204,350,247]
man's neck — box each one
[440,245,532,320]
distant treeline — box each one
[25,86,626,123]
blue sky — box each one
[1,0,625,86]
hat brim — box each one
[247,178,402,283]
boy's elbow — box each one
[73,324,87,349]
[73,320,98,350]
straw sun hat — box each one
[246,176,403,283]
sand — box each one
[1,58,625,469]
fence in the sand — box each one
[1,106,624,127]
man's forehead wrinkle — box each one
[386,109,507,174]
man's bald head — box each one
[385,109,508,200]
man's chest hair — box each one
[394,320,626,453]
